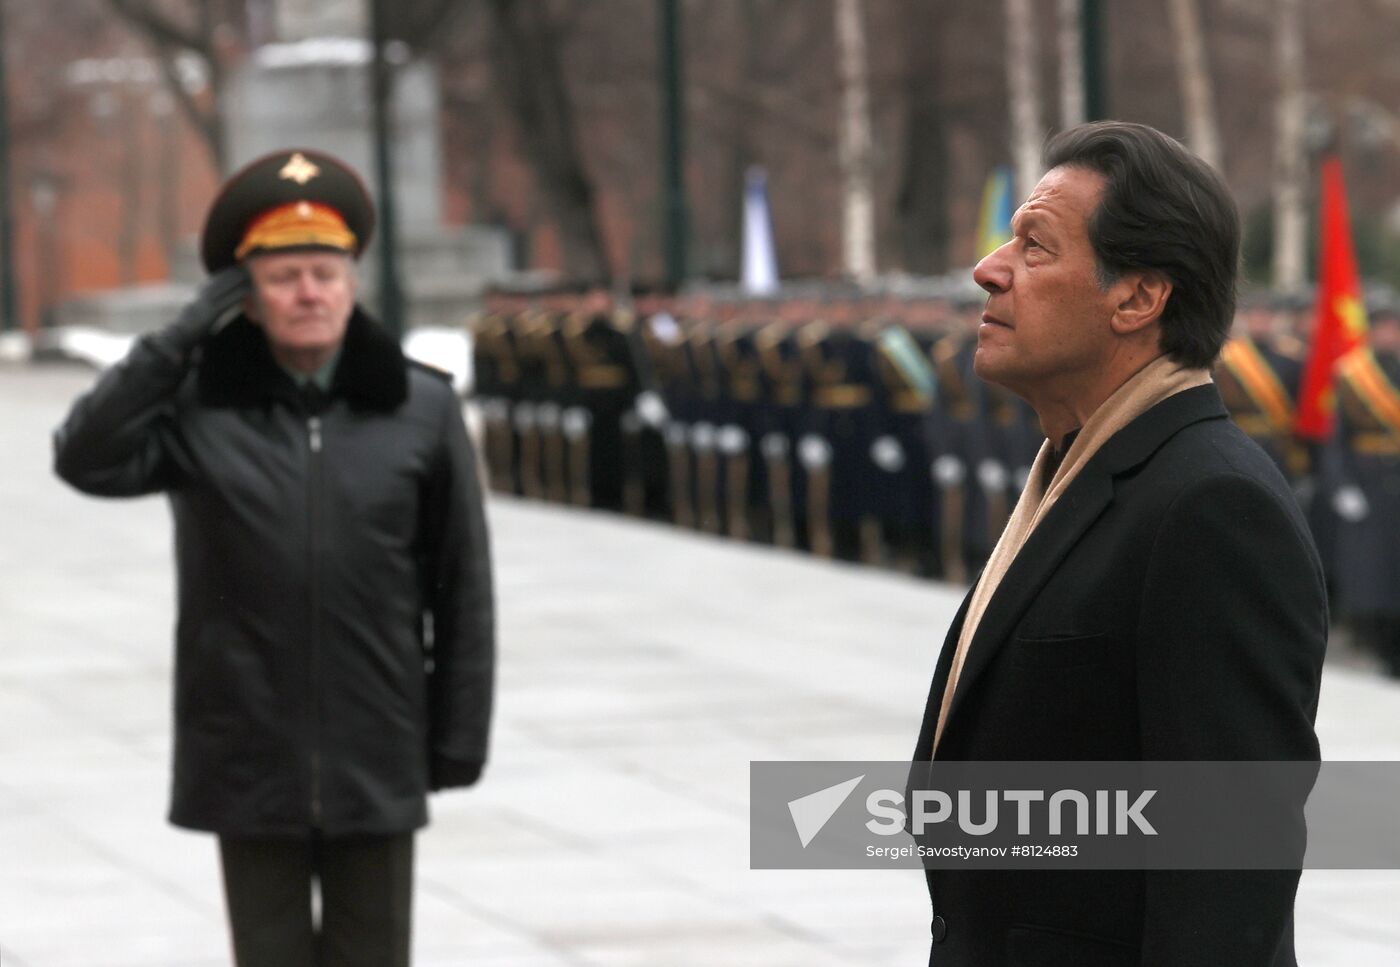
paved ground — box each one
[2,364,1398,966]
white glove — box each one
[870,436,906,473]
[932,455,966,488]
[1332,485,1370,522]
[799,434,833,470]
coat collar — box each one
[197,304,407,411]
[932,382,1228,755]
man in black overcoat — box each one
[913,122,1327,966]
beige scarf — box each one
[931,355,1212,754]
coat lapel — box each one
[914,581,977,759]
[931,384,1229,754]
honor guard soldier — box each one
[507,309,550,499]
[514,307,577,503]
[686,318,728,533]
[927,304,981,581]
[796,317,880,562]
[635,306,688,526]
[618,291,674,520]
[868,319,940,574]
[755,319,807,548]
[1323,301,1400,676]
[645,310,700,528]
[470,306,522,494]
[715,323,767,540]
[559,296,642,511]
[1216,293,1308,481]
[969,377,1042,554]
[540,305,580,504]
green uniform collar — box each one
[280,348,341,392]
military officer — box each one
[1324,301,1400,676]
[868,316,940,574]
[1216,292,1308,481]
[470,303,523,494]
[927,302,982,581]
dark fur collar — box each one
[197,305,408,411]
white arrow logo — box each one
[787,775,865,848]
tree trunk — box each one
[1057,0,1084,129]
[119,90,143,285]
[834,0,876,283]
[1167,0,1222,170]
[1005,0,1043,203]
[485,0,609,284]
[895,0,949,275]
[1272,0,1307,294]
[105,0,229,173]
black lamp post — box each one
[659,0,688,290]
[370,0,405,336]
[0,0,19,332]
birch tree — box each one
[1005,0,1043,203]
[1167,0,1222,170]
[1272,0,1307,293]
[834,0,876,282]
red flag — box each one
[1294,156,1369,440]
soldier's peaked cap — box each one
[200,148,375,272]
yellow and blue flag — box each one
[975,165,1014,259]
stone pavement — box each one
[1,364,1397,966]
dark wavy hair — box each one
[1043,121,1240,368]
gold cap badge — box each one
[279,152,321,186]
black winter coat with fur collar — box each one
[54,308,495,836]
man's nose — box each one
[973,246,1012,294]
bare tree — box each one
[483,0,608,284]
[834,0,876,282]
[1272,0,1307,293]
[1057,0,1084,129]
[103,0,241,172]
[1005,0,1044,203]
[1167,0,1223,169]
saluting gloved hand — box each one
[150,264,251,364]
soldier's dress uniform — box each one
[968,378,1042,563]
[470,310,522,494]
[755,321,808,549]
[615,307,672,520]
[868,322,940,573]
[1323,345,1400,675]
[1215,332,1307,481]
[560,308,644,511]
[685,320,728,533]
[928,325,980,582]
[796,321,880,561]
[716,325,768,540]
[507,310,557,500]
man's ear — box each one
[243,293,262,325]
[1109,270,1172,337]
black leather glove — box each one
[150,265,251,364]
[430,756,484,791]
